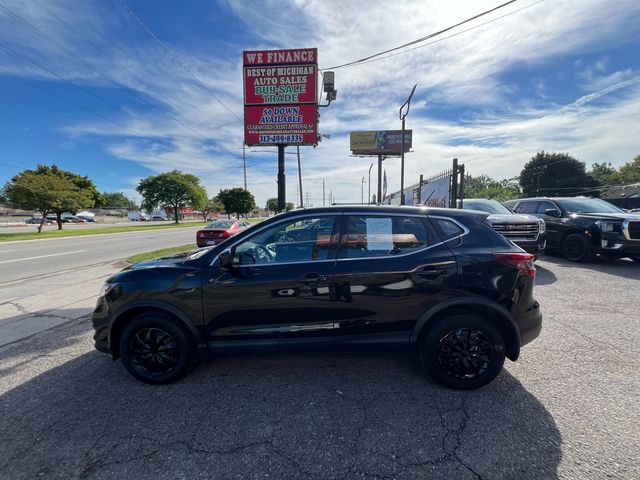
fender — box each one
[409,296,522,360]
[108,299,208,360]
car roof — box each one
[275,204,470,219]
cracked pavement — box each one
[0,255,639,479]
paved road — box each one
[0,219,192,235]
[0,226,199,283]
[0,226,200,346]
[0,254,638,479]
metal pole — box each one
[458,164,465,209]
[242,144,247,190]
[277,145,286,212]
[377,154,382,204]
[400,117,405,205]
[296,146,303,208]
[361,176,365,204]
[451,158,458,208]
[323,180,326,206]
[368,163,373,204]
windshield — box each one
[207,221,234,229]
[557,198,623,214]
[463,199,512,215]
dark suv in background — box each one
[510,197,640,262]
[460,199,546,256]
[92,206,542,390]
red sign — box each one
[244,105,317,146]
[243,48,318,147]
[244,65,317,105]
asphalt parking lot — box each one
[0,255,638,479]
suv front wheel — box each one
[119,312,196,384]
[420,314,506,389]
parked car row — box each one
[25,215,93,225]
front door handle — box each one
[298,273,329,285]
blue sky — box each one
[1,0,640,206]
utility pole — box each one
[242,144,247,190]
[368,163,373,204]
[377,154,383,204]
[277,145,286,212]
[399,84,417,205]
[296,146,304,208]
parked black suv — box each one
[92,206,542,389]
[460,199,546,256]
[510,197,640,262]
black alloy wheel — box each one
[561,233,592,262]
[420,314,505,389]
[119,312,195,384]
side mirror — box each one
[218,249,233,269]
[544,208,560,218]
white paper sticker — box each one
[365,217,393,252]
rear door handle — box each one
[416,262,455,279]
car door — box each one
[535,200,563,247]
[201,213,341,349]
[331,212,458,348]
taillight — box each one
[221,231,230,238]
[493,252,536,277]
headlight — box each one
[596,221,619,233]
[538,219,546,233]
[99,282,117,297]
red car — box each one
[196,219,249,247]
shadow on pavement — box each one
[540,251,640,280]
[535,264,557,286]
[0,318,562,480]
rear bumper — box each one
[515,301,543,347]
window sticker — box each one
[365,217,393,252]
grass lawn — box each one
[0,222,208,243]
[126,244,197,264]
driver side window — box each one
[233,216,338,265]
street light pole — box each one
[399,84,417,206]
[361,176,365,204]
[323,179,325,206]
[296,146,303,208]
[242,144,247,190]
[368,163,373,204]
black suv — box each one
[92,206,542,390]
[510,197,640,262]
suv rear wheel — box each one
[420,314,506,389]
[119,312,195,384]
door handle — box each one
[298,273,329,285]
[416,262,455,279]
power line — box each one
[115,0,243,123]
[29,0,207,137]
[0,0,205,137]
[344,0,544,69]
[322,0,520,70]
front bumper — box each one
[595,233,640,258]
[514,236,547,255]
[92,296,112,354]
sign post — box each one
[243,48,318,211]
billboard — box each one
[243,48,318,146]
[350,130,412,155]
[420,175,451,208]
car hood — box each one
[487,213,540,224]
[107,252,203,283]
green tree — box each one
[102,192,138,210]
[285,202,295,211]
[616,155,640,184]
[217,188,256,219]
[2,170,78,232]
[137,170,207,224]
[520,151,597,197]
[31,165,103,229]
[464,174,521,201]
[265,198,278,213]
[202,196,225,221]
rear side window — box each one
[430,218,465,240]
[516,201,540,214]
[340,215,430,258]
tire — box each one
[561,233,593,262]
[420,314,506,390]
[119,312,196,385]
